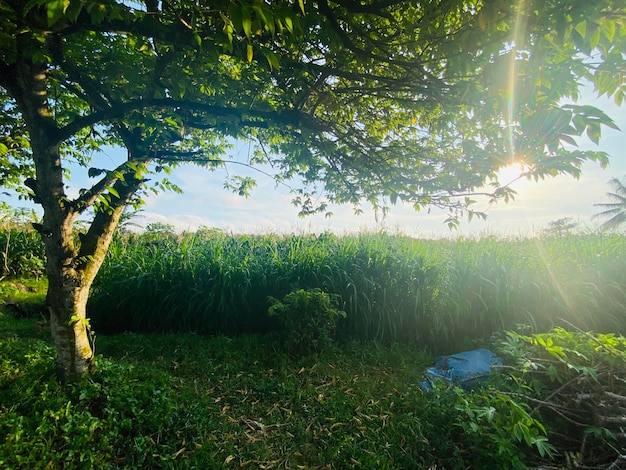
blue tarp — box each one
[421,348,502,391]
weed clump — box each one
[268,288,346,356]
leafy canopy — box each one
[0,0,624,225]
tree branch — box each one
[68,157,150,216]
[55,99,325,145]
[154,155,296,193]
[49,34,111,112]
[75,169,144,281]
[315,0,441,85]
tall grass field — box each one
[88,229,626,351]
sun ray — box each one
[506,1,528,166]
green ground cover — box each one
[0,309,474,469]
[2,295,625,469]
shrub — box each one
[494,327,626,468]
[268,288,347,356]
[451,386,555,468]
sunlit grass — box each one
[89,231,626,351]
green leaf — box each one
[47,0,70,27]
[247,43,253,63]
[559,134,577,147]
[586,122,601,144]
[594,110,620,130]
[603,20,616,42]
[572,114,586,133]
[193,32,202,47]
[589,24,602,50]
[224,175,257,198]
[65,1,83,22]
[242,6,252,40]
[574,20,587,39]
[284,15,294,33]
[107,186,120,198]
[262,49,280,70]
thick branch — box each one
[76,174,142,283]
[55,99,325,145]
[70,163,138,215]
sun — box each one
[492,162,533,197]
[496,163,529,188]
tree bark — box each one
[47,261,96,379]
[45,204,129,380]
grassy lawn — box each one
[1,302,549,469]
[2,256,625,469]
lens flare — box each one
[506,1,528,164]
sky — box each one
[123,91,626,238]
[3,91,625,238]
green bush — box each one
[494,327,626,468]
[268,288,347,356]
[451,387,555,468]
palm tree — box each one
[592,177,626,231]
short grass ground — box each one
[3,304,482,469]
[3,279,624,469]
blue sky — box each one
[3,91,625,238]
[130,92,626,237]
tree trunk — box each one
[3,58,141,380]
[47,271,95,378]
[6,60,93,380]
[45,208,127,380]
